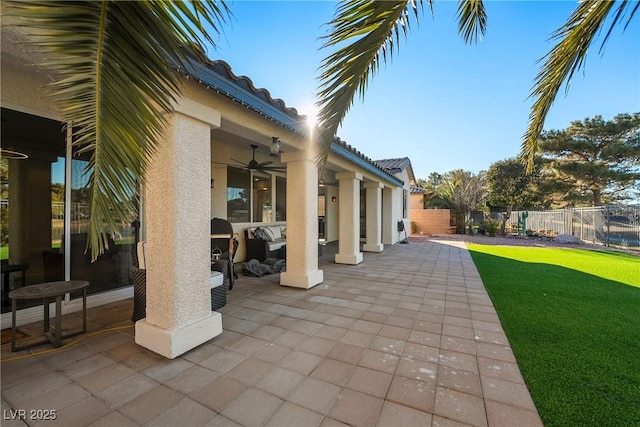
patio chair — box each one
[211,217,238,290]
[131,242,147,322]
[130,241,227,322]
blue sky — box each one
[205,1,639,181]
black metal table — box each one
[9,280,89,352]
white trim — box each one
[0,100,62,122]
[64,124,72,282]
[1,287,133,328]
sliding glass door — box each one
[1,108,135,314]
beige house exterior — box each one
[1,26,417,358]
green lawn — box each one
[468,245,640,426]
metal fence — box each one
[2,200,117,243]
[490,205,640,249]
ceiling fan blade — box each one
[262,166,287,171]
[257,161,273,167]
[229,158,246,165]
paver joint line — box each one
[1,239,542,427]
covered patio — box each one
[1,239,542,427]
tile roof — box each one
[374,157,417,185]
[331,138,403,186]
[182,54,409,187]
[201,60,304,121]
[374,157,412,173]
[181,56,308,134]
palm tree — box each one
[316,0,638,170]
[522,0,638,170]
[315,0,487,162]
[3,1,230,259]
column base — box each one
[335,253,364,265]
[363,243,384,253]
[135,312,222,359]
[280,269,324,289]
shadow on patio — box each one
[1,239,542,427]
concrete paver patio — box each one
[1,239,542,426]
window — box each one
[227,167,249,223]
[252,172,271,222]
[227,167,285,223]
[1,108,136,314]
[403,190,408,218]
[69,151,135,293]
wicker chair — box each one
[131,241,226,322]
[131,242,147,322]
[211,218,238,289]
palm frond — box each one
[456,0,487,44]
[5,0,230,260]
[522,0,636,172]
[315,0,426,165]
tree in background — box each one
[436,169,487,233]
[486,158,559,234]
[539,113,640,206]
[416,172,447,208]
[315,0,638,172]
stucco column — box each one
[363,182,384,252]
[279,149,323,289]
[382,186,394,245]
[335,171,363,265]
[7,156,52,281]
[136,99,223,359]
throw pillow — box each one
[252,227,271,241]
[265,226,281,240]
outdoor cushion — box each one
[210,271,224,288]
[137,241,147,269]
[252,227,271,241]
[266,240,286,252]
[264,226,282,241]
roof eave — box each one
[181,58,307,136]
[331,143,404,187]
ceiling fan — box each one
[318,178,338,187]
[229,144,286,172]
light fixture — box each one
[331,196,337,203]
[0,148,28,160]
[270,136,280,157]
[319,178,325,187]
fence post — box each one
[605,206,611,247]
[579,208,583,241]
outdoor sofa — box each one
[244,224,286,262]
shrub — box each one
[467,221,474,235]
[410,221,418,234]
[483,219,501,237]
